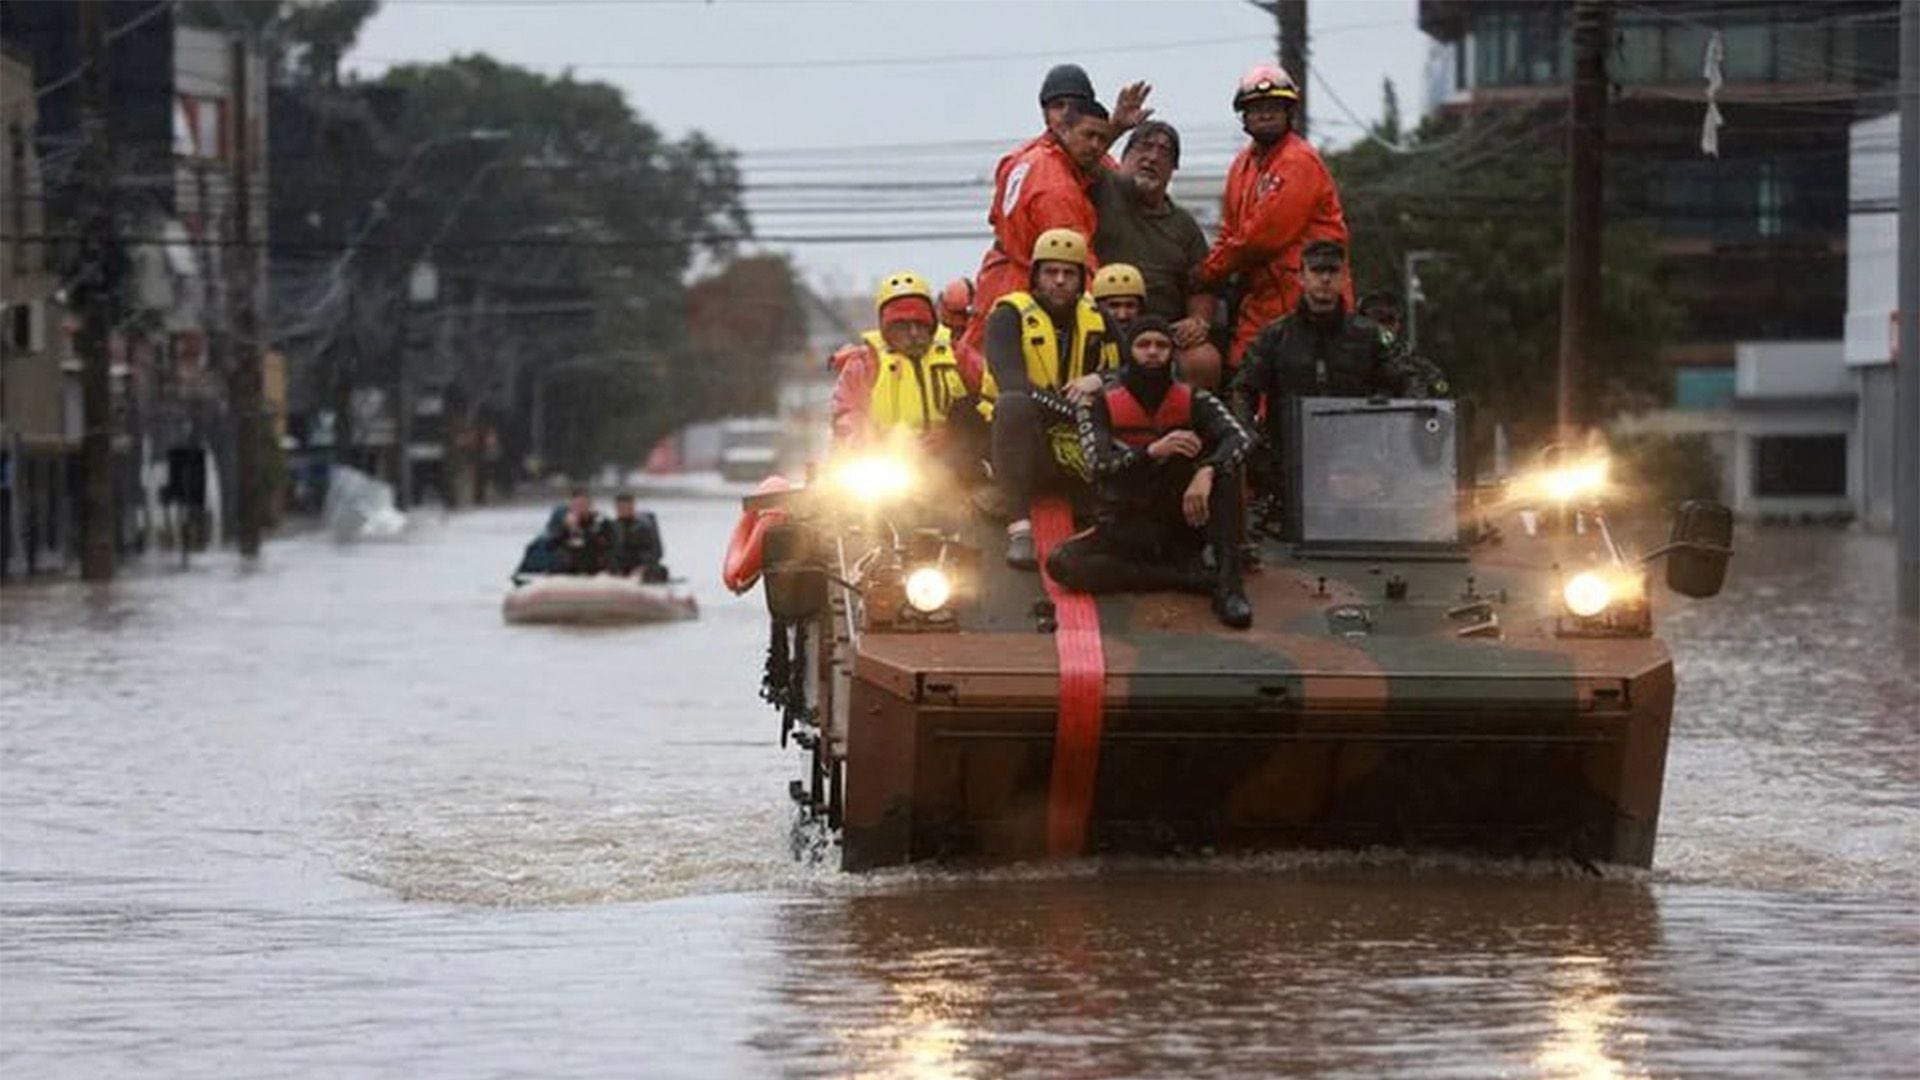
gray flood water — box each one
[2,499,1915,1077]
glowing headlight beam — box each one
[833,455,916,504]
[1562,571,1615,618]
[1511,454,1612,506]
[904,566,954,613]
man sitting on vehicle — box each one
[1091,120,1223,389]
[602,492,668,582]
[981,227,1120,569]
[1090,263,1146,334]
[937,276,985,392]
[962,65,1151,358]
[1048,317,1254,628]
[1229,240,1447,503]
[829,270,989,482]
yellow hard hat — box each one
[874,270,934,314]
[1030,228,1090,269]
[1091,263,1146,300]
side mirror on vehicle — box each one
[1660,499,1733,599]
[762,521,828,620]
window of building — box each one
[1756,161,1784,238]
[9,304,32,352]
[1615,21,1665,83]
[1663,23,1713,83]
[1753,434,1846,497]
[1674,367,1737,410]
[1469,7,1566,87]
[1721,17,1776,81]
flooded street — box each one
[3,499,1916,1078]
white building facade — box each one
[1843,112,1901,532]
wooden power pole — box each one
[1557,0,1610,442]
[229,36,263,557]
[77,0,118,581]
[1248,1,1309,136]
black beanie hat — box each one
[1124,315,1174,351]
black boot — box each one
[1212,583,1253,629]
[1211,533,1251,628]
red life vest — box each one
[1104,383,1193,448]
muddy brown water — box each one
[3,500,1914,1077]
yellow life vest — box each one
[979,292,1116,401]
[863,326,969,436]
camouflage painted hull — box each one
[765,399,1721,872]
[823,550,1675,872]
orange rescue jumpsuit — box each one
[1198,131,1350,365]
[960,136,1101,357]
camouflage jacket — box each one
[1229,305,1449,428]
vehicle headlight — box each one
[1562,571,1615,618]
[1513,454,1611,505]
[833,454,915,505]
[904,566,953,613]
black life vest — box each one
[1104,383,1193,449]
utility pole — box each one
[228,36,263,557]
[1557,0,1609,443]
[76,0,118,581]
[1897,0,1918,617]
[1261,0,1310,138]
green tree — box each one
[374,55,751,477]
[179,0,380,85]
[1327,107,1680,450]
[683,254,806,420]
[1373,77,1402,146]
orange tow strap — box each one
[1032,498,1106,857]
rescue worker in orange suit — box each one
[1090,263,1146,334]
[963,95,1116,363]
[980,64,1154,286]
[937,276,984,392]
[981,228,1119,570]
[829,271,988,480]
[1195,64,1351,368]
[1047,316,1255,628]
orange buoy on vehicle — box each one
[721,475,794,593]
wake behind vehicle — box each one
[736,398,1731,870]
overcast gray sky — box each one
[350,0,1433,296]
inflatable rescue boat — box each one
[502,573,699,625]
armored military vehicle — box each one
[735,397,1731,870]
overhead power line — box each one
[32,0,178,99]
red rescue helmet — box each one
[1233,63,1300,111]
[937,277,974,325]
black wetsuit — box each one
[1046,370,1253,595]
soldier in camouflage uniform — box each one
[1229,240,1447,507]
[1357,288,1449,400]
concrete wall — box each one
[1845,111,1899,531]
[1729,402,1858,520]
[1731,340,1856,520]
[1856,365,1898,530]
[1735,340,1854,398]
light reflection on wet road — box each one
[3,501,1915,1077]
